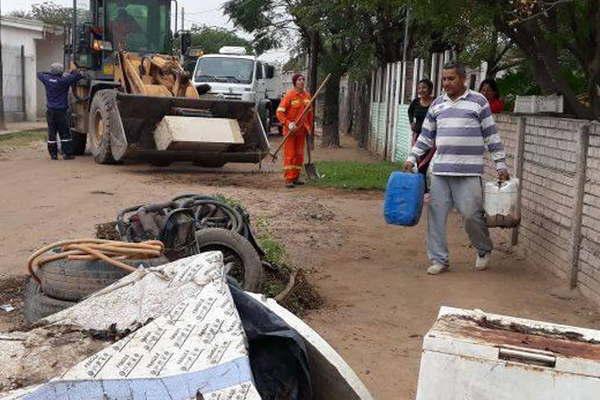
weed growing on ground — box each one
[309,160,401,190]
[0,130,46,149]
[213,193,242,208]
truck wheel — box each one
[71,130,87,155]
[195,228,263,292]
[23,278,76,324]
[89,90,117,164]
[37,256,169,302]
[264,107,272,134]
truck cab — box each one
[191,46,281,133]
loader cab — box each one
[67,0,173,73]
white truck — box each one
[191,46,284,134]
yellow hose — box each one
[28,239,165,283]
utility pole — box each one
[0,1,6,130]
[181,7,184,31]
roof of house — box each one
[0,15,63,35]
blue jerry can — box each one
[384,172,425,226]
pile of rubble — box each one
[1,194,371,399]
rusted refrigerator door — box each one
[417,307,600,400]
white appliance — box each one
[416,307,600,400]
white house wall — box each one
[1,18,64,122]
[35,35,65,118]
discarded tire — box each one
[23,278,76,324]
[37,256,169,302]
[195,228,263,292]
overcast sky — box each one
[0,0,290,62]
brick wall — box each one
[580,122,600,304]
[486,114,600,305]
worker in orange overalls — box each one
[276,73,314,188]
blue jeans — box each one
[427,175,493,266]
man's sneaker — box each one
[63,155,75,160]
[427,263,449,275]
[475,252,491,271]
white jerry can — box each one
[484,178,520,228]
[416,307,600,400]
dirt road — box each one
[1,134,599,399]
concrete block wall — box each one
[580,122,600,304]
[485,114,600,306]
[519,117,584,281]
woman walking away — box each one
[408,79,435,199]
[479,79,504,113]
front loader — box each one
[66,0,269,167]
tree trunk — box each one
[307,30,320,135]
[321,72,341,147]
[356,79,371,148]
[307,30,320,96]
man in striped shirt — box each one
[403,61,510,275]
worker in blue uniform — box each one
[37,63,84,160]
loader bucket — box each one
[109,93,270,164]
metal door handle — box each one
[499,346,556,368]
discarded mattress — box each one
[0,252,374,400]
[1,252,261,400]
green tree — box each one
[189,25,253,55]
[411,0,599,119]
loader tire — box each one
[195,228,263,292]
[24,278,76,324]
[89,90,117,164]
[37,256,169,302]
[71,130,87,155]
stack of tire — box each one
[25,196,266,324]
[117,195,265,292]
[24,255,167,324]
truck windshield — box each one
[106,0,170,53]
[195,57,254,84]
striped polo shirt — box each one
[408,89,507,176]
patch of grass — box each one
[310,160,401,191]
[0,130,46,148]
[213,193,242,208]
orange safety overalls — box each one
[276,89,313,183]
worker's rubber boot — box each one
[63,154,75,160]
[48,143,58,160]
[285,182,295,189]
[294,179,305,186]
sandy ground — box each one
[1,133,599,399]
